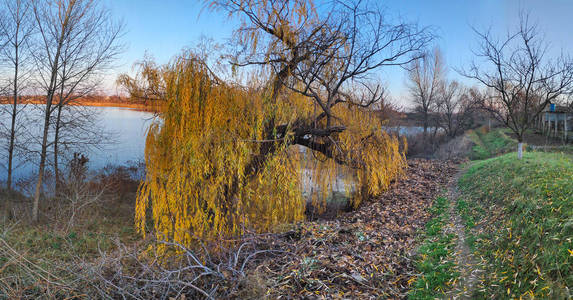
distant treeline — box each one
[0,95,158,111]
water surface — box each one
[0,105,154,185]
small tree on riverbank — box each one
[463,14,573,159]
[29,0,123,222]
[0,0,34,192]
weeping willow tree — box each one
[121,0,433,246]
[125,53,308,245]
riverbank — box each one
[3,126,570,298]
[468,126,573,160]
[0,163,141,298]
[0,159,457,298]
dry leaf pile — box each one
[236,159,458,299]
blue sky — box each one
[103,0,573,106]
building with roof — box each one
[538,102,572,142]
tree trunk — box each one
[422,112,428,147]
[564,116,568,143]
[32,0,71,222]
[53,69,66,194]
[515,131,525,160]
[7,50,18,192]
[33,57,61,222]
[54,104,62,194]
[32,100,52,222]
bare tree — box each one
[207,0,433,168]
[566,94,573,116]
[0,0,34,191]
[50,5,123,191]
[435,81,476,138]
[407,47,445,145]
[462,13,573,159]
[29,0,123,222]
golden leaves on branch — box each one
[131,51,407,250]
[333,104,407,208]
[135,52,306,248]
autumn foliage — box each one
[127,0,427,247]
[135,54,303,244]
[131,51,406,246]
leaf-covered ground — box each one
[239,159,457,298]
[0,160,458,299]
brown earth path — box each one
[446,167,482,299]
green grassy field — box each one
[457,152,573,298]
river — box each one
[0,105,154,186]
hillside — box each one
[457,152,572,298]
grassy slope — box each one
[457,152,572,298]
[409,196,458,299]
[468,127,517,160]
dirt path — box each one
[446,168,482,299]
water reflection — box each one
[0,105,154,185]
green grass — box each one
[530,144,573,155]
[409,196,458,299]
[2,227,114,261]
[0,225,124,299]
[458,152,573,299]
[468,127,517,160]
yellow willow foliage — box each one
[135,54,306,247]
[332,104,408,209]
[133,52,407,249]
[299,149,337,214]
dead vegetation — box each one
[253,159,457,298]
